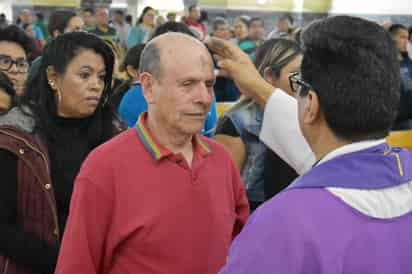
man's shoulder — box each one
[79,129,145,176]
[88,128,139,159]
[199,135,233,159]
[259,187,346,224]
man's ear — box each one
[140,72,156,104]
[302,90,321,125]
[263,67,276,86]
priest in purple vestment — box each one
[209,15,412,274]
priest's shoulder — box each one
[257,188,331,225]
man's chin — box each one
[182,125,204,136]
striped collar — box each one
[135,112,212,161]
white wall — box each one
[0,0,14,20]
[330,0,412,15]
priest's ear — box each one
[300,89,321,125]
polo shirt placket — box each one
[135,112,212,185]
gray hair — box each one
[139,42,161,79]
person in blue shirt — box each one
[126,7,155,49]
[118,83,146,127]
[119,85,217,137]
[119,22,218,137]
[19,9,45,46]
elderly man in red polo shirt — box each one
[55,32,249,274]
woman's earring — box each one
[49,81,61,104]
[48,80,55,89]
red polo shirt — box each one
[55,113,249,274]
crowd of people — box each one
[0,4,412,274]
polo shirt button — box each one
[19,148,25,154]
[45,184,51,190]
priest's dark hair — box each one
[300,16,399,141]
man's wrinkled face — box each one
[142,40,215,136]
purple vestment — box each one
[219,143,412,274]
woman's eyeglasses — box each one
[288,72,312,95]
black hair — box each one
[300,15,399,141]
[235,16,250,29]
[35,12,44,21]
[388,23,408,36]
[188,5,198,12]
[125,14,133,25]
[279,14,293,25]
[120,43,146,72]
[212,17,228,31]
[0,25,34,56]
[0,71,15,96]
[199,10,208,23]
[150,22,195,40]
[82,8,94,15]
[138,6,154,24]
[48,10,77,36]
[114,10,124,16]
[21,32,122,145]
[111,43,146,108]
[250,17,264,27]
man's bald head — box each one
[139,32,212,81]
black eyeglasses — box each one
[288,72,312,95]
[0,55,29,73]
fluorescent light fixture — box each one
[110,0,127,9]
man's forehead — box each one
[161,52,214,80]
[162,50,213,70]
[0,42,26,57]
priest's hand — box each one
[207,37,274,107]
